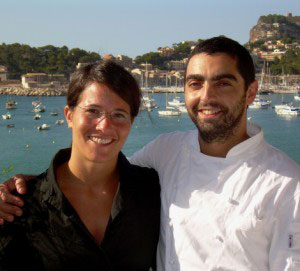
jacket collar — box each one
[39,148,137,213]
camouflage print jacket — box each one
[0,148,161,271]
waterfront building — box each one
[21,73,67,89]
[0,65,8,81]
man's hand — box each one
[0,174,33,224]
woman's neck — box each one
[57,151,119,194]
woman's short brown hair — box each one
[67,61,141,117]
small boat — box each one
[33,113,41,120]
[6,99,17,110]
[6,124,15,128]
[294,95,300,101]
[33,104,46,113]
[32,100,41,107]
[274,103,291,112]
[178,106,188,113]
[275,105,300,116]
[141,96,157,110]
[50,112,58,116]
[37,124,50,130]
[2,113,12,120]
[158,110,181,116]
[55,119,65,125]
[249,97,271,109]
[168,97,185,107]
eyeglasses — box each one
[77,105,131,125]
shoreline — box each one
[0,86,299,96]
[0,86,67,96]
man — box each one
[1,37,300,270]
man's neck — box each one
[199,132,250,158]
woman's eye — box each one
[113,112,126,119]
[86,108,98,114]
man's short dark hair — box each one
[185,36,255,90]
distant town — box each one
[0,13,300,96]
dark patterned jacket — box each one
[0,148,161,271]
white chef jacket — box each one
[130,123,300,271]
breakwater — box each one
[0,86,67,96]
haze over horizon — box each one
[1,0,299,58]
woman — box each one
[0,61,160,270]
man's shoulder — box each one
[263,143,300,178]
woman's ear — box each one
[64,105,73,128]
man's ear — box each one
[246,80,258,106]
[64,105,73,128]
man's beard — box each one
[189,94,247,144]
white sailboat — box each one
[158,92,181,116]
[141,62,157,110]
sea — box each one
[0,93,300,182]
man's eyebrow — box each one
[185,73,237,82]
[185,74,205,81]
[211,73,237,82]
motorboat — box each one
[249,97,271,109]
[6,124,15,128]
[5,99,17,110]
[37,124,50,130]
[275,105,300,116]
[168,97,185,107]
[50,111,58,116]
[33,113,41,120]
[2,113,12,120]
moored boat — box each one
[37,123,50,130]
[2,113,12,120]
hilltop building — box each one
[158,47,175,57]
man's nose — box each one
[200,82,215,102]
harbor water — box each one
[0,93,300,182]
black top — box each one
[0,148,161,271]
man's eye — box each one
[217,81,231,87]
[189,81,201,88]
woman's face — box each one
[65,82,132,165]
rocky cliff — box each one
[250,14,300,43]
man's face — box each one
[184,53,256,143]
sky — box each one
[1,0,299,58]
